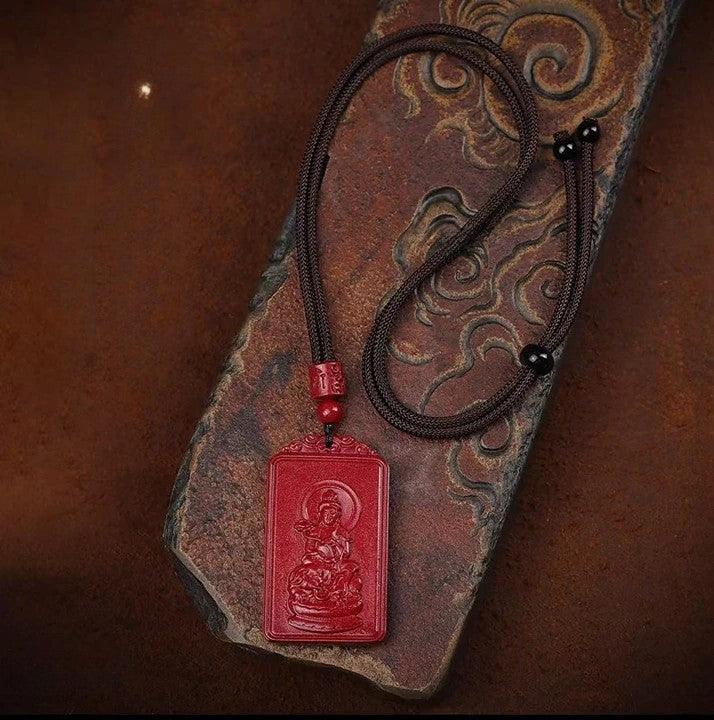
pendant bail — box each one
[324,422,334,448]
[309,361,346,430]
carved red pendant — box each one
[263,434,389,643]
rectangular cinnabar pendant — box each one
[263,434,389,643]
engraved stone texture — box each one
[165,0,685,699]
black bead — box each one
[520,344,554,375]
[577,118,600,143]
[553,136,577,161]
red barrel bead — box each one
[308,361,346,399]
[316,399,343,425]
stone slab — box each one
[165,0,685,699]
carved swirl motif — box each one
[618,0,664,26]
[393,0,625,157]
[370,0,653,523]
[382,180,567,513]
[386,184,567,415]
[279,434,378,456]
[364,0,659,526]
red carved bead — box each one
[316,399,344,425]
[308,361,346,399]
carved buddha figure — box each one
[287,487,363,632]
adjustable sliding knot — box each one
[553,133,577,161]
[520,344,554,376]
[577,118,601,143]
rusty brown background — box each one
[1,0,712,714]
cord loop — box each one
[295,24,599,440]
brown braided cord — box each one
[294,24,597,440]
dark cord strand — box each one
[295,24,599,440]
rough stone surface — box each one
[165,0,685,698]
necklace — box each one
[263,23,599,643]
